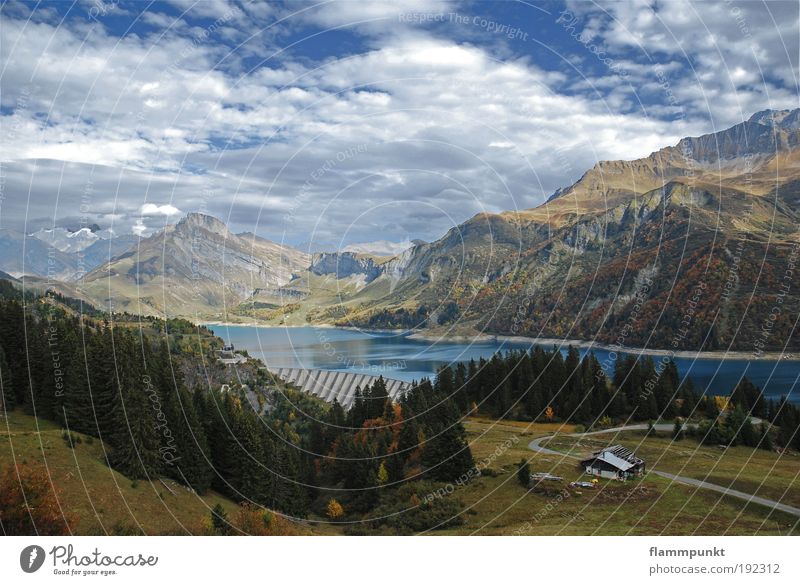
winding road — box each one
[528,423,800,518]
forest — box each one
[1,281,799,536]
[0,285,474,534]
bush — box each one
[364,481,465,534]
[0,464,74,535]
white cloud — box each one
[140,203,182,217]
[0,1,796,247]
[132,219,148,236]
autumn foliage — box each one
[0,463,74,535]
[326,498,344,520]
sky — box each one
[1,0,798,252]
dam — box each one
[265,367,410,408]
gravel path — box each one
[527,421,799,518]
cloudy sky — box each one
[1,0,798,251]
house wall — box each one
[585,465,620,480]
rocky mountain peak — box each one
[748,108,800,130]
[176,212,230,237]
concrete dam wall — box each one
[266,367,410,408]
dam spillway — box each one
[265,367,410,408]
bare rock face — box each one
[545,108,800,215]
[310,252,383,283]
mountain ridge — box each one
[9,108,799,350]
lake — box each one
[211,325,799,402]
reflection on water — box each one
[212,325,799,402]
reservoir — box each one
[212,325,799,403]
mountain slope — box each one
[0,229,78,280]
[0,410,239,535]
[79,213,310,317]
[316,109,800,351]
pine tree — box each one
[516,458,530,487]
[0,344,14,412]
[63,331,96,436]
[109,375,162,479]
[210,503,232,535]
[87,327,121,442]
[165,386,213,493]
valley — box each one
[5,110,798,356]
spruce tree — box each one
[0,344,13,412]
[109,376,162,479]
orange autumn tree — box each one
[0,463,74,535]
[326,498,344,520]
[544,406,554,421]
[233,503,295,536]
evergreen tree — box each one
[109,375,162,479]
[0,344,14,412]
[62,331,96,436]
[164,386,213,493]
[672,419,684,440]
[516,458,530,487]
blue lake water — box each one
[211,325,800,402]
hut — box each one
[580,445,645,480]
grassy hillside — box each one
[5,408,796,536]
[0,409,240,535]
[434,418,799,535]
[543,430,800,509]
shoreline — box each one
[200,321,799,362]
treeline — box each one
[429,346,697,423]
[0,294,476,526]
[0,297,307,515]
[294,376,474,524]
[432,346,800,450]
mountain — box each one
[300,109,800,351]
[80,234,140,271]
[30,226,101,253]
[0,229,79,280]
[0,227,139,281]
[78,212,310,317]
[0,269,18,282]
[342,239,419,256]
[310,252,384,283]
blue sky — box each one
[1,0,798,251]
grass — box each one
[6,409,796,535]
[0,409,241,535]
[543,430,800,509]
[431,418,799,535]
